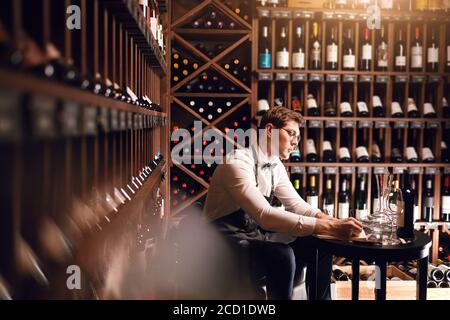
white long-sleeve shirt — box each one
[203,146,321,239]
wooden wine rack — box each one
[169,0,253,216]
[251,5,450,263]
[0,0,168,299]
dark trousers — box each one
[245,236,332,300]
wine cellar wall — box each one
[0,0,168,299]
[169,0,450,265]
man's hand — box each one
[316,212,337,221]
[313,217,363,240]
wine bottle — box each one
[407,97,420,118]
[339,146,352,163]
[307,94,320,116]
[292,96,302,113]
[355,174,368,221]
[372,95,385,117]
[361,27,372,71]
[306,138,319,162]
[424,101,437,118]
[391,101,404,118]
[291,168,303,196]
[421,146,435,163]
[357,101,369,117]
[323,177,335,217]
[340,102,353,117]
[310,22,321,70]
[324,101,337,116]
[422,177,434,222]
[276,26,289,69]
[411,26,423,71]
[443,97,450,118]
[406,146,419,163]
[326,27,338,70]
[391,129,404,163]
[442,141,449,163]
[356,133,369,163]
[323,140,336,162]
[447,42,450,71]
[377,27,388,71]
[395,29,406,71]
[427,28,439,72]
[397,172,415,239]
[338,178,350,219]
[289,145,302,162]
[292,26,305,70]
[332,267,350,281]
[307,175,319,208]
[441,175,450,222]
[371,142,383,163]
[410,177,420,222]
[259,25,272,69]
[343,28,355,70]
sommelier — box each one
[204,107,362,300]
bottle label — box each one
[424,102,435,115]
[362,44,372,60]
[356,146,369,158]
[307,96,318,109]
[406,146,418,160]
[338,203,350,219]
[356,208,368,221]
[424,196,434,208]
[294,179,300,190]
[414,204,420,222]
[407,98,418,112]
[411,46,423,68]
[323,141,333,151]
[395,56,406,67]
[340,102,352,113]
[391,102,403,115]
[311,41,321,62]
[373,96,383,108]
[327,44,338,63]
[339,147,351,159]
[323,204,335,217]
[357,101,369,113]
[427,47,439,63]
[447,46,450,65]
[292,52,305,69]
[276,51,289,68]
[442,195,450,214]
[377,43,388,67]
[422,147,434,160]
[307,196,319,208]
[259,53,272,68]
[373,198,380,211]
[396,205,405,227]
[306,139,317,155]
[343,54,355,68]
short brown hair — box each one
[259,107,304,129]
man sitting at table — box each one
[203,107,363,300]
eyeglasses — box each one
[280,127,301,143]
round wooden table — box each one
[309,230,432,300]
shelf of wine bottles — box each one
[289,167,450,224]
[0,0,169,299]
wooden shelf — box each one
[302,116,450,122]
[103,0,167,75]
[0,69,167,118]
[256,69,450,77]
[285,162,450,168]
[256,6,450,22]
[173,92,250,98]
[174,28,251,35]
